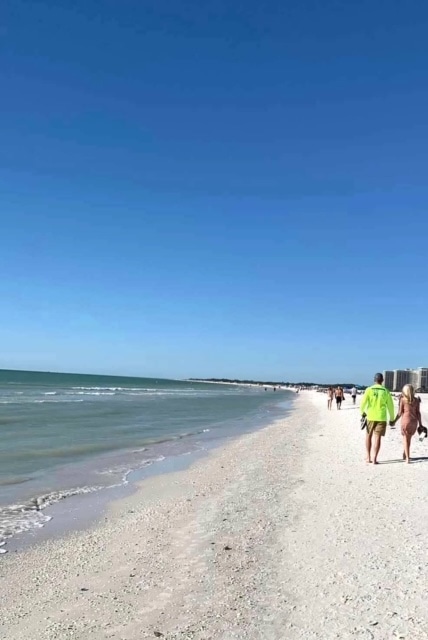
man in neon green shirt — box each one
[360,373,396,464]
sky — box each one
[1,0,427,384]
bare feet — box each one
[373,460,379,465]
[365,458,372,463]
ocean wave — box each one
[71,391,116,396]
[141,455,165,466]
[68,386,218,397]
[0,452,172,551]
[71,386,156,392]
[0,398,84,404]
[0,485,102,548]
[0,388,231,404]
[33,399,84,403]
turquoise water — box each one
[0,370,292,546]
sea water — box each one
[0,370,292,547]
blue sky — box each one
[1,0,427,383]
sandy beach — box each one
[1,391,427,639]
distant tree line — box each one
[189,378,365,388]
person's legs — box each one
[404,434,412,462]
[365,430,373,462]
[373,433,382,464]
[352,395,356,405]
[403,435,409,461]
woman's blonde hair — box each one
[402,384,415,404]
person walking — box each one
[360,373,395,464]
[335,386,344,410]
[327,387,334,410]
[351,386,357,405]
[392,384,422,463]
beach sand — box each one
[1,392,427,639]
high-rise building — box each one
[412,368,428,391]
[411,369,420,388]
[383,371,394,391]
[421,368,428,390]
[393,369,412,391]
[383,367,428,391]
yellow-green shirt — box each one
[360,384,395,422]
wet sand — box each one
[1,391,427,639]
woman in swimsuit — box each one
[392,384,422,463]
[327,387,334,410]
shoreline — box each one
[1,392,427,639]
[1,392,294,555]
[3,445,210,554]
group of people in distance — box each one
[327,386,346,410]
[361,373,425,464]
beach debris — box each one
[80,587,89,592]
[154,632,164,637]
[224,545,232,551]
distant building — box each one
[383,371,394,391]
[393,369,412,391]
[412,367,428,391]
[388,367,428,391]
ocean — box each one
[0,370,292,549]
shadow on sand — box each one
[378,456,428,465]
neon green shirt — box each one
[360,384,395,422]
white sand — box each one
[1,392,427,639]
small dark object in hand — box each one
[417,425,427,438]
[360,415,368,430]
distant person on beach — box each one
[335,386,344,409]
[327,387,334,410]
[351,386,357,405]
[391,384,422,463]
[360,373,395,464]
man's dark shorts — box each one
[367,421,387,437]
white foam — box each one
[0,485,101,548]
